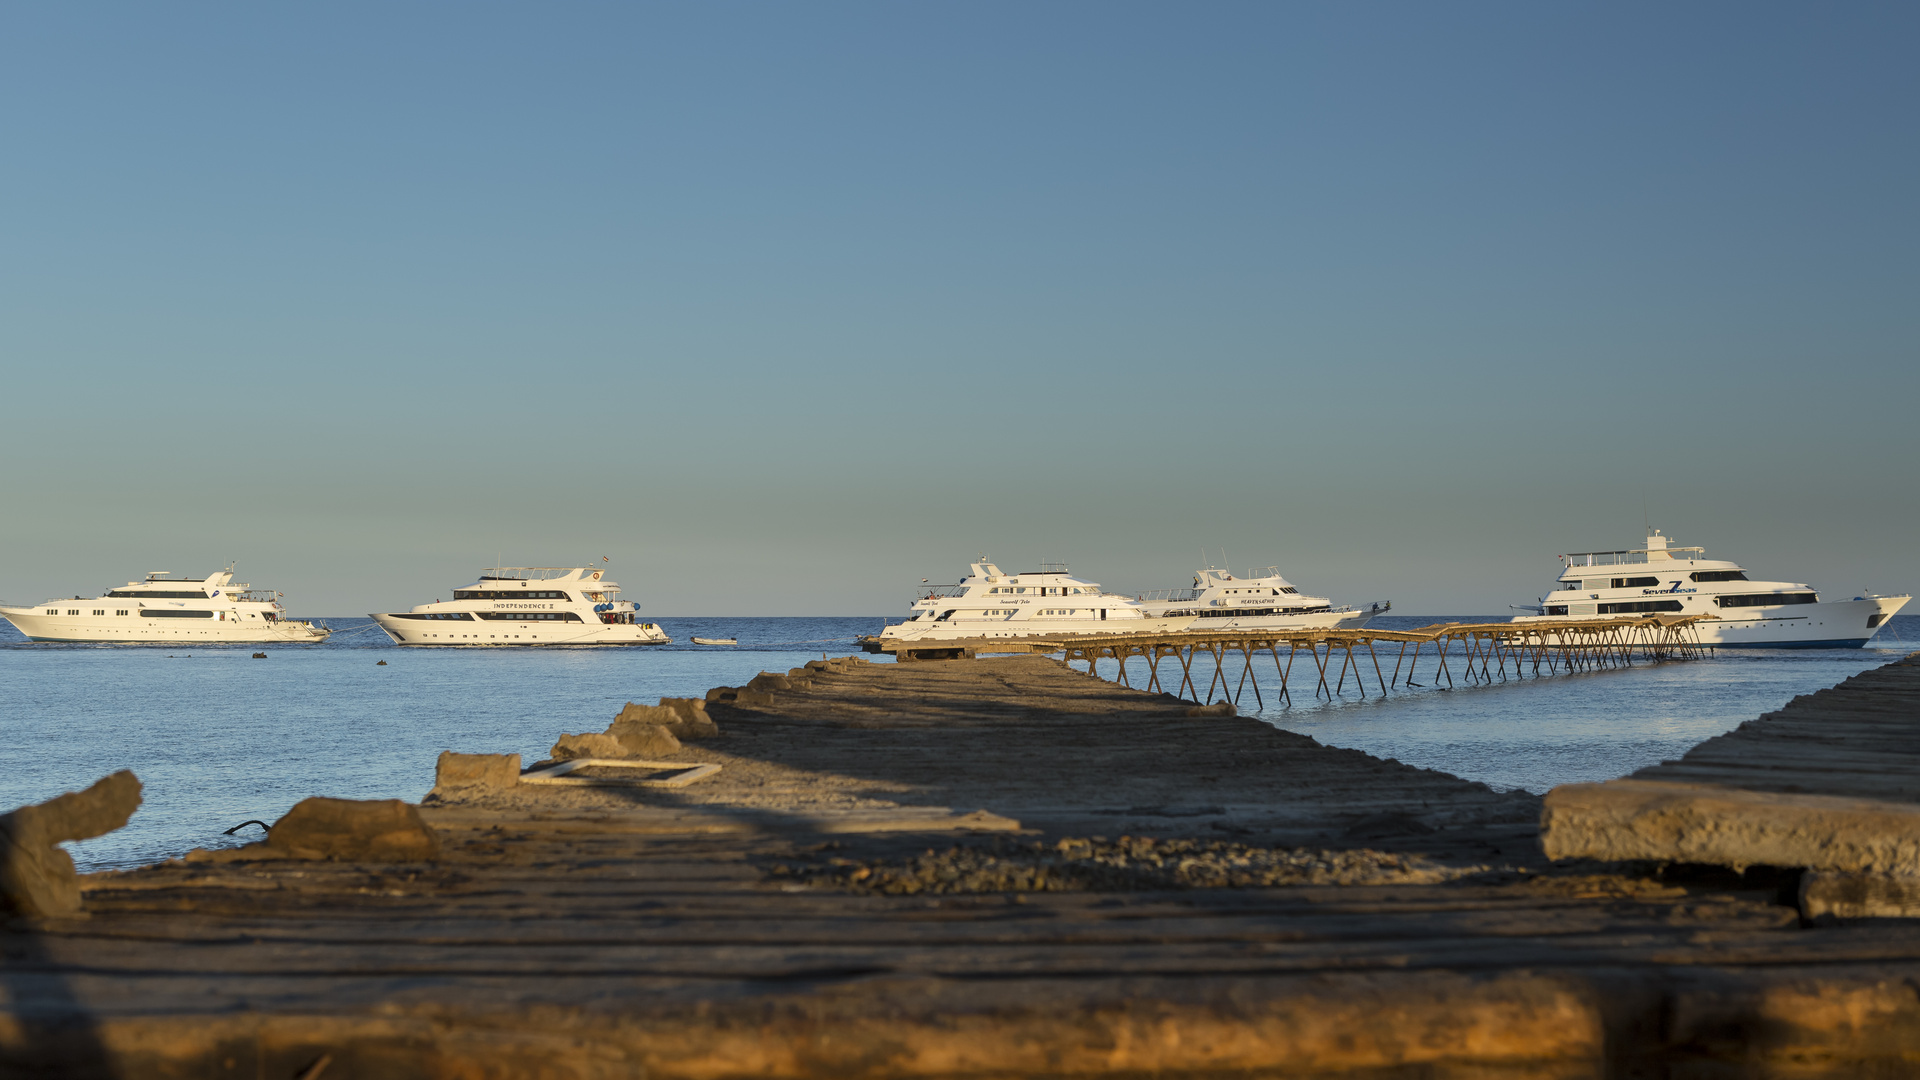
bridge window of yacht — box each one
[1598,600,1684,614]
[454,589,570,600]
[1691,570,1748,582]
[1718,592,1818,608]
[1546,605,1569,615]
[1610,577,1661,589]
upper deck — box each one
[1563,531,1714,568]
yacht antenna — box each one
[1643,491,1650,536]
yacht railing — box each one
[480,567,587,581]
[919,585,967,600]
[1137,589,1202,603]
[1564,548,1706,567]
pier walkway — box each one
[876,614,1714,706]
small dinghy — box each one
[690,636,738,646]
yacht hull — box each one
[1513,595,1908,648]
[370,613,669,646]
[0,607,329,644]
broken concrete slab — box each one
[551,732,630,760]
[430,752,521,797]
[619,699,718,740]
[0,770,141,918]
[268,797,440,862]
[1542,779,1920,873]
[605,721,682,757]
[1800,870,1920,922]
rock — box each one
[706,687,739,703]
[748,672,793,692]
[1185,702,1237,718]
[268,797,440,862]
[551,732,631,760]
[431,752,521,796]
[604,722,682,757]
[733,689,778,708]
[0,771,142,918]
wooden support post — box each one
[1202,643,1224,704]
[1367,639,1387,695]
[1272,643,1292,706]
[1235,641,1262,709]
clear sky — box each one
[2,3,1915,616]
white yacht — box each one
[1135,565,1389,631]
[877,561,1197,644]
[1511,531,1909,648]
[0,569,330,644]
[371,566,670,647]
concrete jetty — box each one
[7,653,1920,1076]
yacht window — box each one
[477,611,583,622]
[1545,605,1569,615]
[1610,576,1661,589]
[1718,592,1818,608]
[116,610,128,616]
[1691,570,1748,582]
[453,590,571,600]
[1597,600,1684,614]
[93,610,104,616]
[144,609,215,618]
[107,590,209,599]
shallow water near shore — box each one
[2,613,1915,871]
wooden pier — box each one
[877,614,1715,706]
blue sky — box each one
[2,3,1915,615]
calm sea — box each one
[2,613,1914,871]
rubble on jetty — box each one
[771,834,1474,894]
